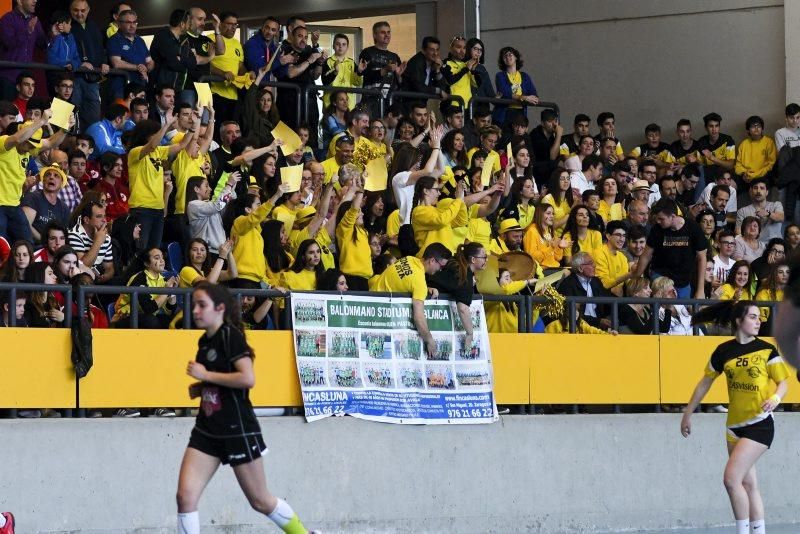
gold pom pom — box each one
[352,140,385,171]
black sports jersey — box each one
[669,139,700,163]
[698,133,736,166]
[194,324,260,438]
[630,141,673,162]
[786,248,800,306]
[358,46,401,89]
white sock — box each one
[267,498,295,527]
[177,511,199,534]
[751,518,765,532]
[0,514,6,528]
[736,518,750,534]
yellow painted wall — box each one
[2,331,798,408]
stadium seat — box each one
[167,242,183,274]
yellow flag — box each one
[281,164,303,193]
[271,121,303,156]
[481,152,497,187]
[194,82,213,107]
[364,157,388,191]
[506,142,513,165]
[49,98,74,131]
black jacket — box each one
[556,272,612,328]
[401,51,447,96]
[149,27,194,91]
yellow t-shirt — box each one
[516,203,535,229]
[128,145,170,210]
[0,137,30,206]
[209,34,244,100]
[594,244,630,290]
[562,229,603,261]
[755,288,782,323]
[179,266,203,288]
[540,194,571,235]
[412,199,468,256]
[336,207,373,278]
[466,147,500,174]
[386,209,400,237]
[321,57,362,109]
[280,268,318,291]
[718,284,753,301]
[507,71,523,108]
[523,224,563,269]
[704,338,789,430]
[368,255,428,301]
[171,149,205,215]
[289,225,335,271]
[597,200,626,223]
[321,156,341,185]
[466,204,491,246]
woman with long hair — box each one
[714,260,754,301]
[185,173,240,255]
[366,118,392,163]
[391,118,420,150]
[254,152,280,198]
[112,247,177,329]
[464,37,494,100]
[179,238,237,288]
[493,46,539,131]
[522,203,570,270]
[362,191,387,236]
[23,261,63,328]
[336,186,373,290]
[783,223,800,254]
[242,65,280,148]
[754,262,789,335]
[440,129,468,169]
[695,209,718,261]
[177,282,316,534]
[320,90,348,152]
[428,242,488,349]
[230,184,288,289]
[683,300,790,534]
[618,277,671,335]
[261,219,293,289]
[733,216,765,263]
[280,239,325,291]
[95,151,129,222]
[318,268,349,292]
[508,143,536,186]
[389,128,443,227]
[504,176,538,229]
[540,169,574,234]
[597,175,626,223]
[0,240,33,282]
[410,176,468,256]
[561,205,602,262]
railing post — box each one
[8,287,15,327]
[183,290,192,329]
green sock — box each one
[267,498,307,534]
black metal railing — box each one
[0,60,131,81]
[468,95,560,119]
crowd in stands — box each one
[0,4,797,364]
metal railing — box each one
[303,84,387,123]
[1,282,779,335]
[0,60,131,81]
[468,95,560,119]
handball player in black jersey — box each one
[682,300,790,534]
[176,282,316,534]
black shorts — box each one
[188,427,267,466]
[730,416,775,448]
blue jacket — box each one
[86,119,125,157]
[492,70,537,125]
[244,32,279,73]
[47,33,81,70]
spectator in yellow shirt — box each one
[561,205,602,263]
[411,176,468,255]
[540,169,574,234]
[594,221,632,296]
[321,136,354,185]
[597,175,626,223]
[735,115,777,183]
[523,202,570,270]
[754,262,788,334]
[336,184,372,289]
[280,239,325,291]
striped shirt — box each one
[68,222,113,267]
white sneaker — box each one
[709,405,728,413]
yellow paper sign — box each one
[281,164,303,193]
[49,98,74,131]
[364,157,388,191]
[506,142,513,163]
[193,82,212,107]
[481,152,497,187]
[271,121,303,156]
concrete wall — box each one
[479,0,786,150]
[2,414,800,533]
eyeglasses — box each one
[473,255,488,260]
[719,240,735,245]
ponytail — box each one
[691,300,757,334]
[454,242,484,285]
[193,281,255,359]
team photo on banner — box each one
[291,293,499,424]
